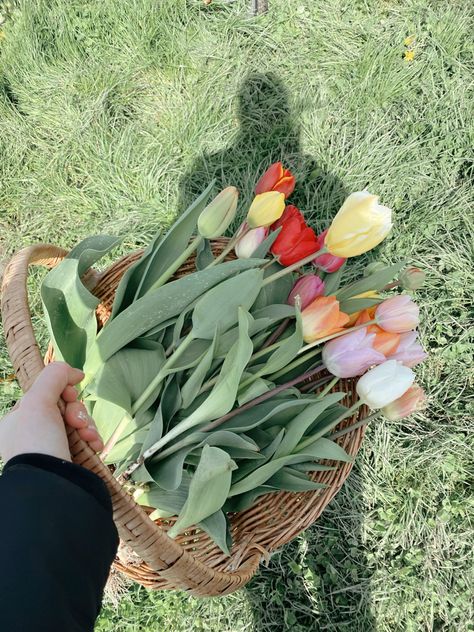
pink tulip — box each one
[375,295,419,332]
[389,331,427,367]
[312,229,346,273]
[382,384,426,420]
[322,328,385,378]
[235,225,268,259]
[287,275,325,310]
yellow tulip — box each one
[325,192,392,257]
[247,191,285,228]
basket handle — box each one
[1,244,69,393]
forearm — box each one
[0,454,119,632]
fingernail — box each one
[78,410,92,424]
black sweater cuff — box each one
[4,453,113,513]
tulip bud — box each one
[235,225,268,259]
[382,384,426,420]
[390,331,427,367]
[322,328,385,378]
[325,191,392,258]
[363,261,386,277]
[399,267,426,291]
[197,186,239,238]
[313,229,346,273]
[375,295,419,333]
[247,191,286,228]
[287,275,325,310]
[301,296,350,343]
[356,360,415,409]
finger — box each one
[88,438,105,453]
[27,362,85,406]
[61,385,79,403]
[64,401,90,429]
[78,426,102,443]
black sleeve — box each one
[0,453,119,632]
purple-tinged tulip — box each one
[322,328,385,378]
[287,275,325,310]
[375,295,419,333]
[389,331,427,367]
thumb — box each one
[26,362,85,406]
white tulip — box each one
[356,360,415,409]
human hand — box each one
[0,362,104,463]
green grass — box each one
[1,0,473,630]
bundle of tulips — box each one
[41,162,427,553]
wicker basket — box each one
[1,238,368,596]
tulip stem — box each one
[329,411,380,440]
[261,317,292,350]
[297,320,378,354]
[148,235,204,291]
[316,375,340,399]
[208,225,251,267]
[261,247,328,286]
[201,365,327,432]
[269,349,322,381]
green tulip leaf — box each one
[133,182,215,298]
[335,262,405,301]
[192,269,264,339]
[256,309,303,377]
[110,229,163,319]
[168,445,237,538]
[323,263,346,295]
[273,393,345,459]
[86,258,264,373]
[195,238,214,270]
[181,330,219,409]
[266,468,328,492]
[228,438,350,497]
[41,234,121,369]
[88,342,166,413]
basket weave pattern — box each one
[1,239,368,596]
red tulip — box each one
[270,205,319,266]
[312,229,346,273]
[255,162,296,198]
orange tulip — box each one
[301,296,350,343]
[345,291,380,326]
[355,308,400,355]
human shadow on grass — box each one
[177,71,347,225]
[178,72,375,630]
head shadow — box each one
[177,71,347,227]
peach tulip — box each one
[301,296,350,343]
[382,384,426,420]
